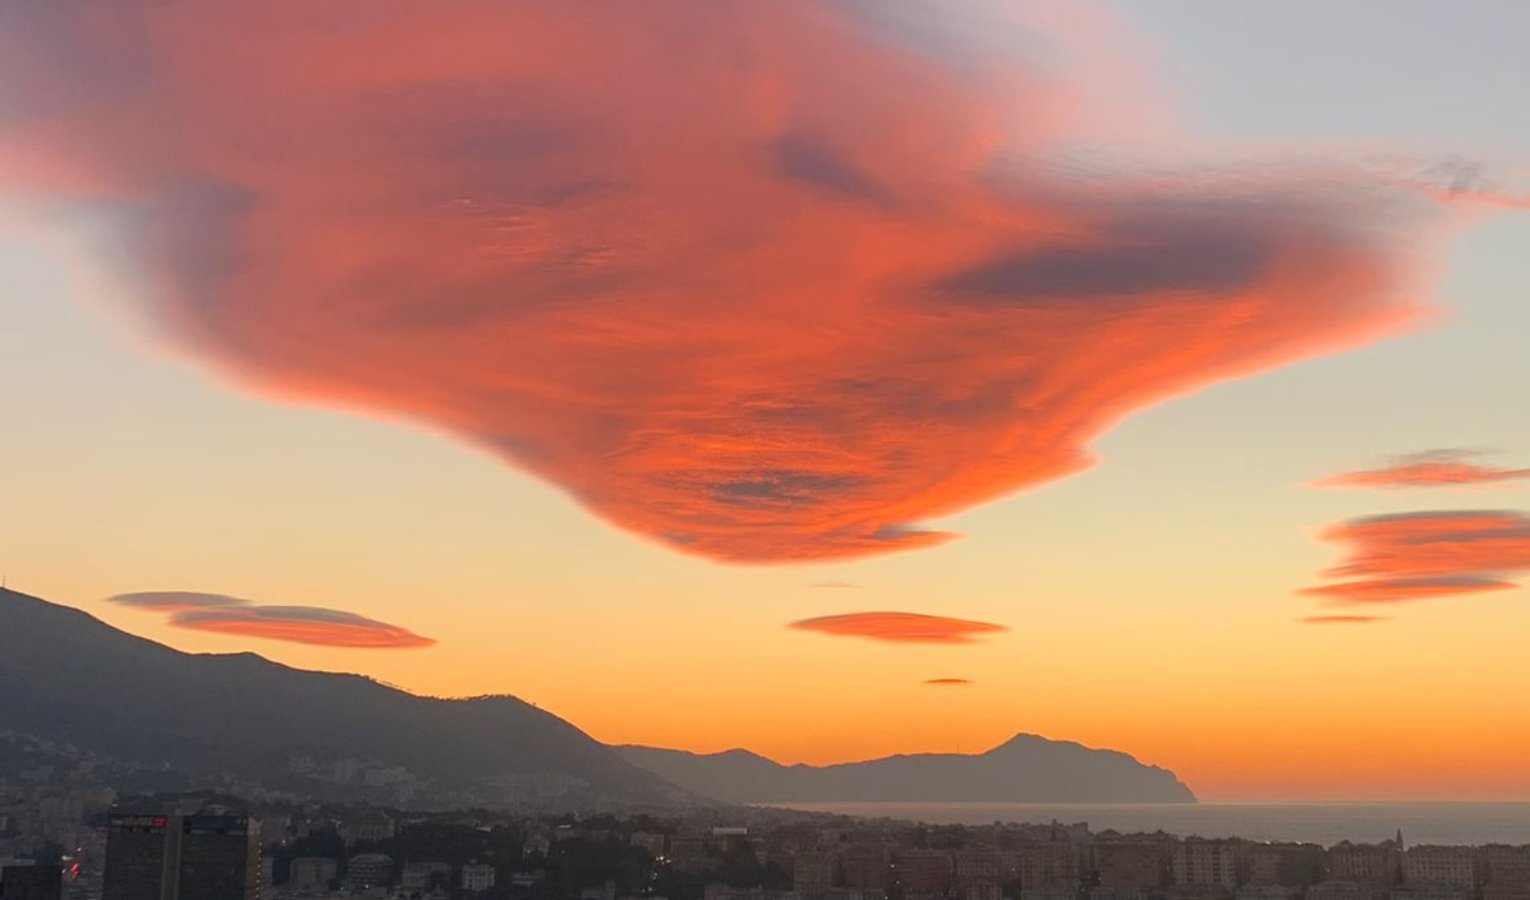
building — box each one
[1330,844,1401,887]
[287,857,338,892]
[1089,888,1150,900]
[1237,886,1299,900]
[1484,847,1530,887]
[1172,840,1238,888]
[462,863,497,893]
[1485,885,1530,900]
[828,889,889,900]
[1094,842,1164,889]
[345,853,393,890]
[339,813,395,848]
[1,864,63,900]
[1308,881,1386,900]
[956,850,1003,887]
[1016,842,1078,896]
[178,815,263,900]
[104,813,175,900]
[894,850,953,897]
[104,812,261,900]
[797,853,840,897]
[964,882,1003,900]
[1391,885,1470,900]
[705,887,771,900]
[1403,848,1476,889]
[1166,887,1234,900]
[841,845,892,891]
[401,861,451,892]
[1245,844,1325,888]
[632,833,667,858]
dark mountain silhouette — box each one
[616,735,1196,803]
[0,588,682,807]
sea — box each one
[774,803,1530,846]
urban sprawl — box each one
[1,790,1526,900]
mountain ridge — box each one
[0,587,682,808]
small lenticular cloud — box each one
[789,611,1007,644]
[109,591,246,611]
[172,606,436,649]
[1300,575,1518,605]
[1312,450,1530,490]
[108,591,434,649]
[1319,510,1530,579]
[1297,510,1530,619]
[923,677,974,686]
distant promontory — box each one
[617,735,1196,804]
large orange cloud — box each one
[789,611,1007,644]
[108,592,435,649]
[0,1,1473,563]
[1312,451,1530,490]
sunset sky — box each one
[3,0,1529,801]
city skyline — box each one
[3,1,1530,802]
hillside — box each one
[0,588,682,808]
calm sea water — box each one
[775,803,1530,845]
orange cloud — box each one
[922,677,974,686]
[1298,615,1388,625]
[109,592,435,649]
[172,606,436,649]
[1300,511,1530,614]
[1300,575,1518,605]
[1312,451,1530,490]
[1319,511,1530,579]
[789,612,1007,644]
[0,1,1479,563]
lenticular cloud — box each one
[1312,451,1530,490]
[1299,511,1530,613]
[0,1,1473,562]
[108,592,435,649]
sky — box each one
[1,0,1528,801]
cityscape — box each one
[6,791,1530,900]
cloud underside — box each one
[1302,510,1530,607]
[108,592,435,648]
[1299,615,1387,625]
[1314,450,1530,490]
[0,2,1461,562]
[789,611,1007,644]
[1300,575,1517,604]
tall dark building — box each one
[178,816,262,900]
[104,814,178,900]
[104,812,261,900]
[0,865,64,900]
